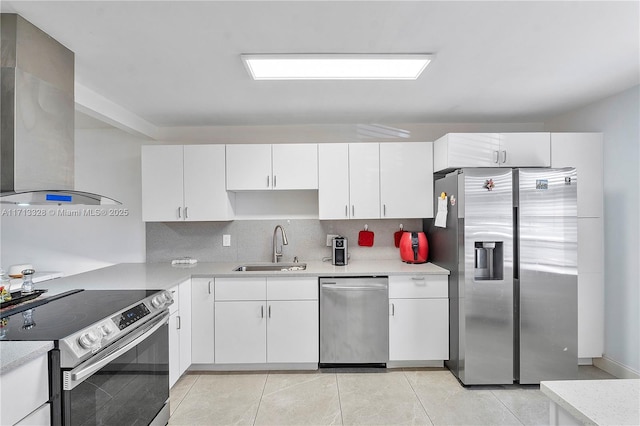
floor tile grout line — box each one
[401,368,436,425]
[488,389,526,426]
[169,373,200,418]
[335,371,345,425]
[252,372,269,426]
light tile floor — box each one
[168,366,615,426]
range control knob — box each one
[151,291,173,309]
[78,330,100,349]
[98,324,113,337]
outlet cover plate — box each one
[326,234,339,247]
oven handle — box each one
[64,310,169,390]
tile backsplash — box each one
[146,219,423,264]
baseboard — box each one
[386,360,444,369]
[578,357,593,366]
[593,356,640,379]
[189,362,318,372]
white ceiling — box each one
[2,1,639,128]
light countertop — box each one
[0,341,53,375]
[1,259,449,374]
[33,260,449,295]
[541,379,640,425]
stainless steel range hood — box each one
[1,14,119,205]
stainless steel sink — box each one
[233,262,307,272]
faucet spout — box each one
[272,225,288,263]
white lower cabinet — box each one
[0,352,50,426]
[214,277,318,365]
[191,278,215,364]
[168,279,191,387]
[267,300,318,363]
[388,275,449,362]
[215,301,267,364]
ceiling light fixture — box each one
[241,54,432,80]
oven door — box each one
[61,310,169,426]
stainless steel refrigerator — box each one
[427,168,578,385]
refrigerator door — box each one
[429,172,462,377]
[460,168,514,385]
[516,168,578,384]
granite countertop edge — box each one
[541,379,640,425]
[0,341,54,375]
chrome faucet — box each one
[272,225,289,263]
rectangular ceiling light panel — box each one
[242,54,432,80]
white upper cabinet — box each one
[226,144,272,190]
[318,143,350,219]
[226,143,318,191]
[380,142,434,218]
[499,133,551,167]
[349,143,381,219]
[142,145,234,222]
[551,132,603,218]
[318,143,380,220]
[272,144,318,190]
[433,133,550,171]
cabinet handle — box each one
[352,205,355,217]
[267,175,270,188]
[184,206,189,219]
[260,305,264,318]
[268,305,271,318]
[493,151,499,164]
[176,315,181,330]
[501,150,507,164]
[177,207,182,218]
[207,280,212,294]
[273,175,277,188]
[383,204,387,217]
[345,205,348,218]
[391,303,395,316]
[411,276,426,281]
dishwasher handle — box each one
[321,282,388,291]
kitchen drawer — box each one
[215,277,266,301]
[267,277,318,300]
[388,275,448,298]
[0,353,49,426]
[168,285,179,314]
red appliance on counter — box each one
[399,231,429,264]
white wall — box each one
[0,128,147,276]
[545,85,640,374]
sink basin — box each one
[233,262,307,272]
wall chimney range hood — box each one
[1,14,119,206]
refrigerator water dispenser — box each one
[474,242,503,280]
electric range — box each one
[1,288,174,426]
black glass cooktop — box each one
[0,290,159,341]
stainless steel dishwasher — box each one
[319,277,389,366]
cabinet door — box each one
[500,133,550,167]
[183,145,234,221]
[272,144,318,190]
[178,280,192,375]
[267,300,319,363]
[551,133,603,217]
[349,143,380,219]
[191,278,215,363]
[434,133,499,171]
[214,301,266,364]
[389,298,448,361]
[318,143,350,219]
[168,310,180,387]
[226,144,272,190]
[380,142,434,218]
[141,145,184,221]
